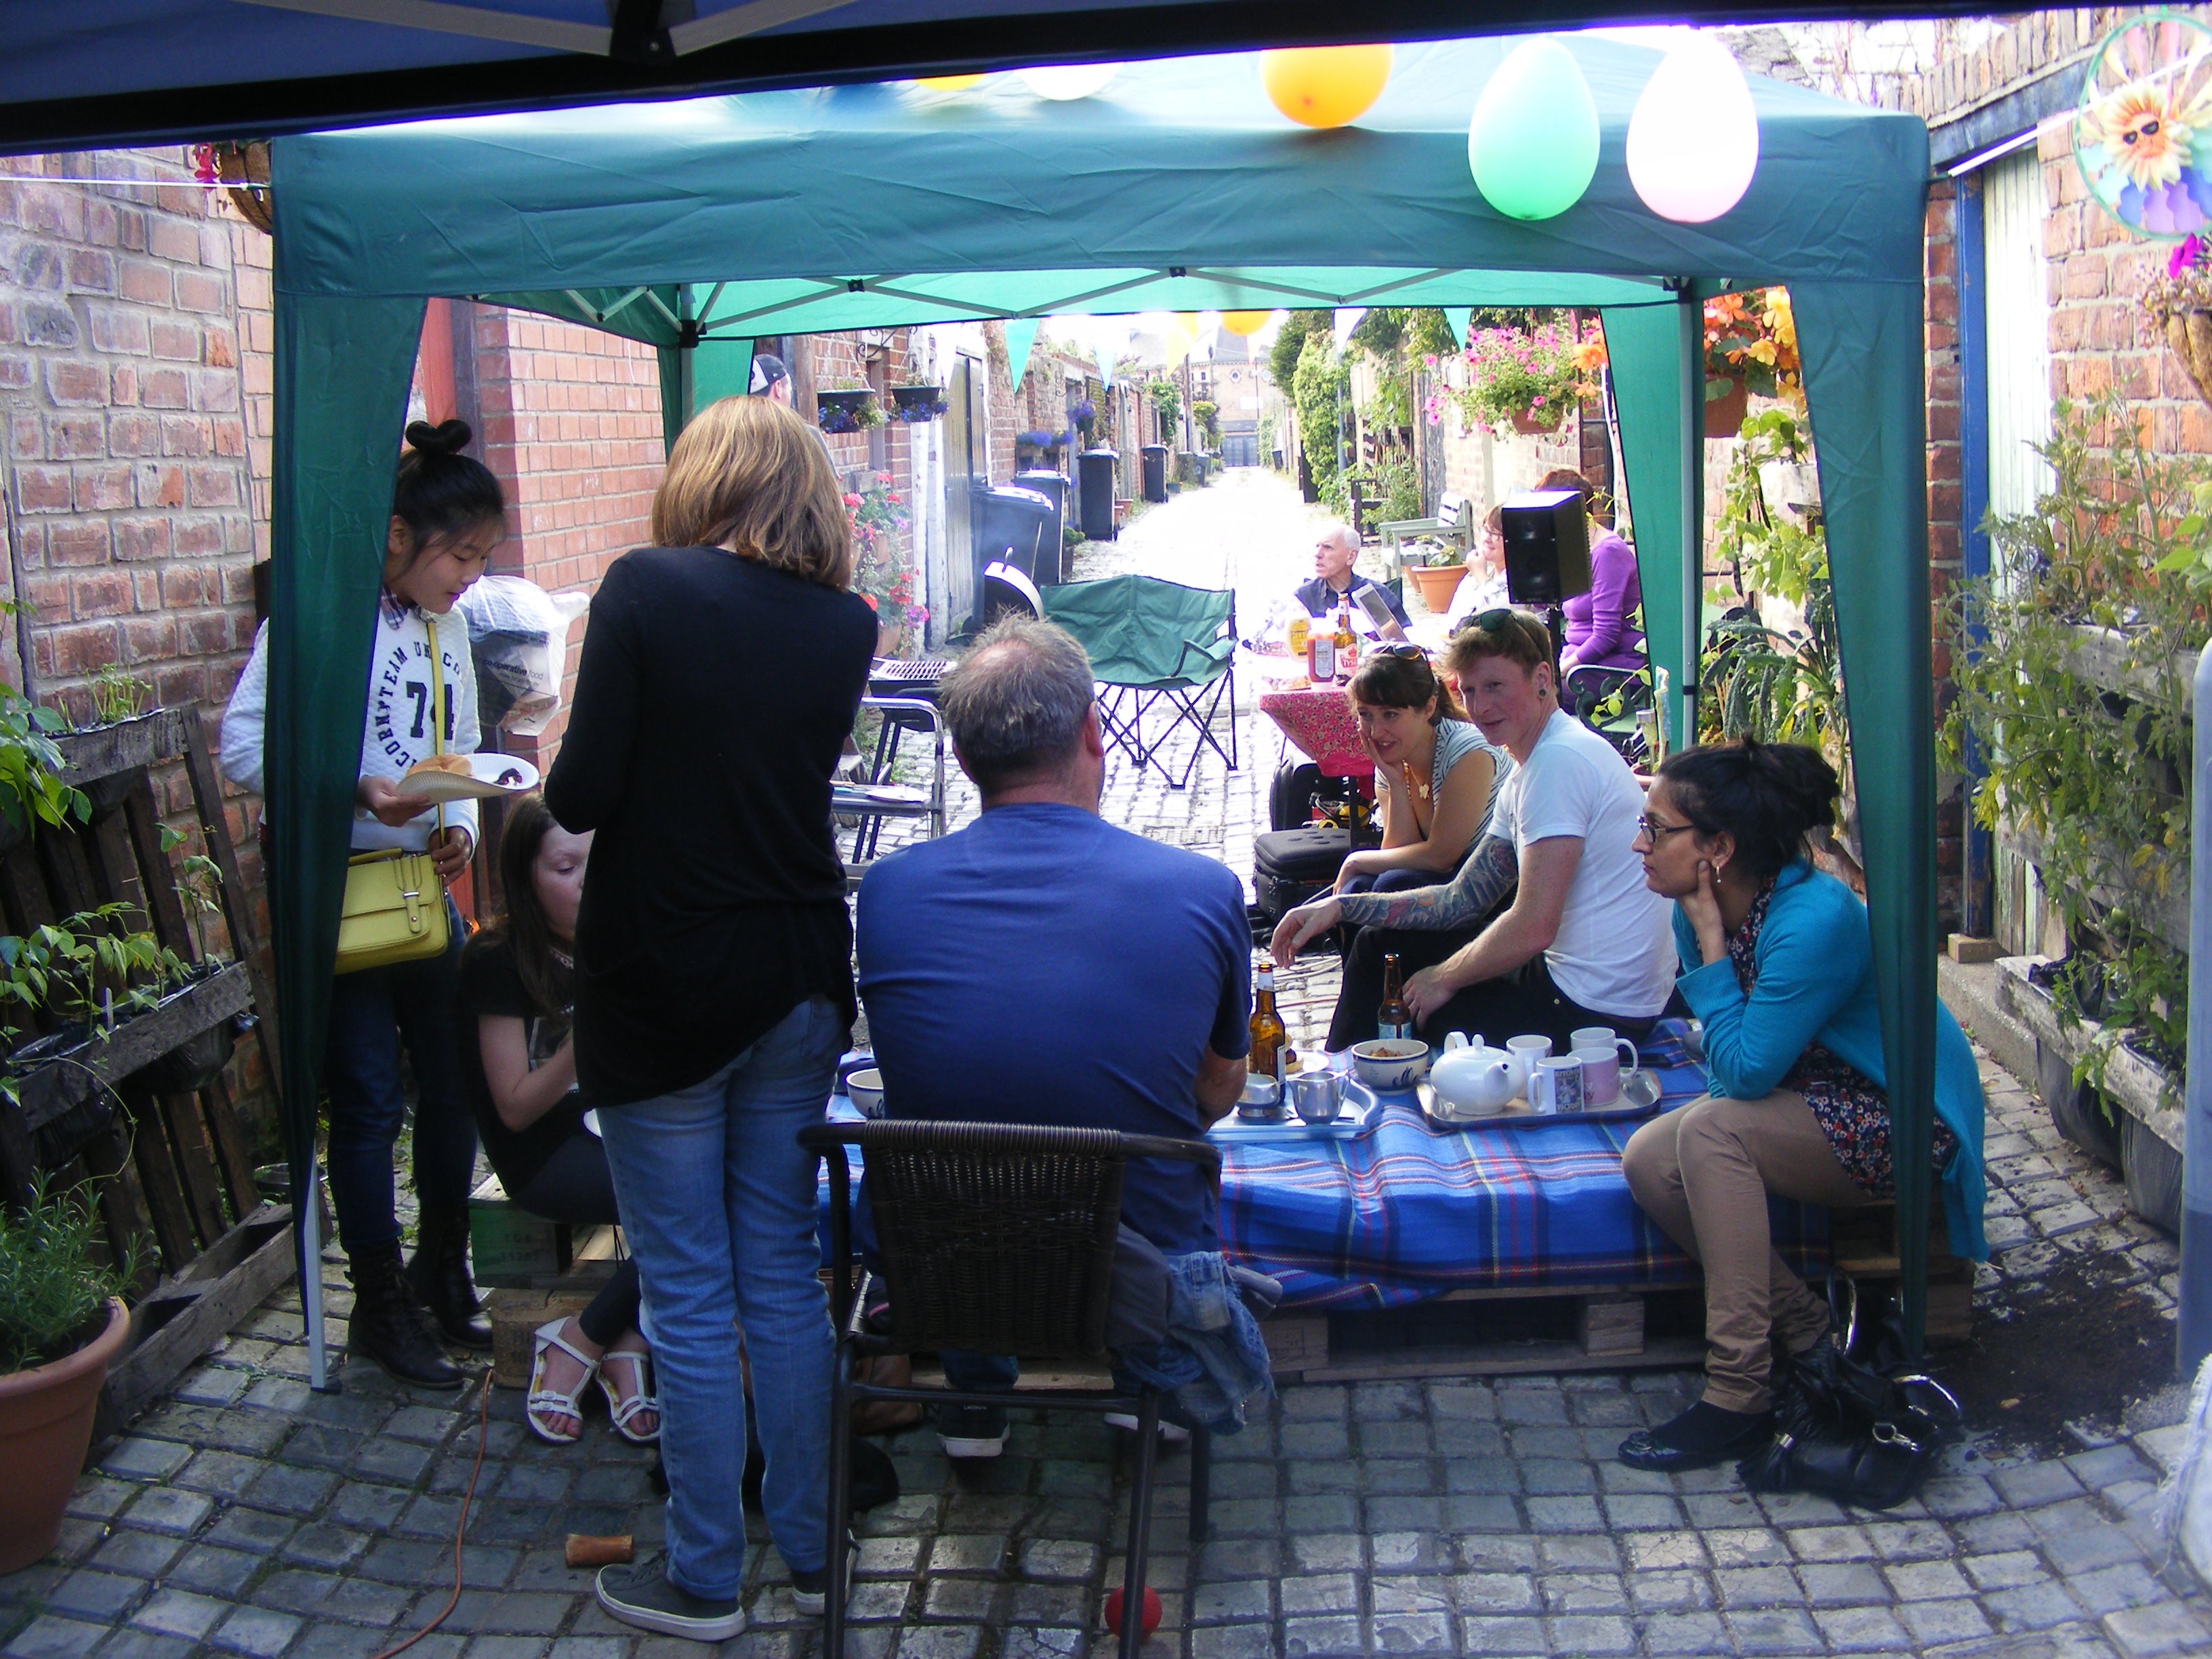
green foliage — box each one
[162,823,226,964]
[20,903,193,1030]
[1291,335,1350,514]
[1190,399,1219,447]
[1371,452,1422,524]
[1360,379,1411,433]
[1699,406,1846,780]
[1347,308,1458,366]
[0,680,88,842]
[1942,392,2205,1078]
[1267,311,1331,388]
[0,1169,136,1372]
[88,663,152,727]
[1147,378,1181,425]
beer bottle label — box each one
[1378,1017,1412,1042]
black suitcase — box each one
[1253,825,1352,924]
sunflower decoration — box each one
[2074,13,2212,239]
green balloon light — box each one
[1467,38,1600,221]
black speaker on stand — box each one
[1500,489,1594,672]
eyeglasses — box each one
[1635,815,1697,843]
[1373,642,1427,660]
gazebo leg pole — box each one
[2180,638,2212,1380]
[1675,287,1702,753]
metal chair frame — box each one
[800,1120,1218,1659]
[837,695,948,890]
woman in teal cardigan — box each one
[1616,740,1987,1473]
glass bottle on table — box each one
[1305,614,1334,684]
[1287,611,1311,664]
[1334,602,1357,682]
[1249,956,1286,1078]
[1377,952,1413,1042]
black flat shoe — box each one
[1618,1400,1774,1473]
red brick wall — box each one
[1925,183,1967,918]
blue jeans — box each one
[1339,865,1442,895]
[598,996,844,1601]
[321,901,476,1252]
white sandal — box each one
[527,1318,599,1446]
[596,1346,660,1445]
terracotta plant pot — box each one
[1704,376,1748,438]
[1406,563,1470,613]
[0,1296,130,1574]
[875,619,903,659]
[1510,405,1565,436]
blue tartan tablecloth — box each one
[1213,1022,1826,1312]
[815,1023,1826,1311]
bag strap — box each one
[426,613,448,842]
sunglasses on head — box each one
[1372,642,1427,661]
[1455,607,1519,636]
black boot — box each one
[348,1245,464,1389]
[405,1204,493,1350]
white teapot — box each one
[1429,1032,1517,1119]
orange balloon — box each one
[1261,45,1393,129]
[914,74,987,90]
[1221,311,1272,335]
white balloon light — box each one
[1021,63,1121,101]
[1625,34,1760,224]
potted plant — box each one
[1450,320,1590,436]
[1406,546,1469,612]
[0,1171,137,1573]
[890,384,947,422]
[816,387,882,434]
[1069,396,1097,440]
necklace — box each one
[550,945,575,971]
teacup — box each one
[845,1067,884,1118]
[1571,1036,1641,1107]
[1530,1055,1585,1115]
[1237,1074,1285,1120]
[1288,1069,1345,1126]
[1504,1034,1552,1100]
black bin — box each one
[1078,449,1118,541]
[1141,443,1169,504]
[977,485,1054,590]
[1012,469,1069,583]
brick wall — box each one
[1925,181,1967,919]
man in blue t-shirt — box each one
[857,617,1250,1458]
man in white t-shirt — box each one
[1271,609,1677,1049]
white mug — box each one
[1504,1035,1551,1100]
[1532,1054,1586,1115]
[1574,1045,1623,1106]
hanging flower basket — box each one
[817,389,881,434]
[890,385,947,422]
[2146,267,2212,409]
[1510,405,1566,436]
[1704,375,1748,438]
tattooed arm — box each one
[1269,830,1519,967]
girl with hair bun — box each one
[1615,739,1988,1474]
[222,417,504,1391]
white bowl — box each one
[1350,1039,1430,1092]
[845,1067,884,1118]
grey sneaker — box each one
[595,1552,746,1643]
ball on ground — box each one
[1103,1586,1163,1637]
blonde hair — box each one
[651,396,853,590]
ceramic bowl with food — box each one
[1350,1039,1430,1092]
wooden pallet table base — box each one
[0,706,287,1439]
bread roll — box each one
[407,754,472,778]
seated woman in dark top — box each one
[1618,741,1986,1472]
[459,795,657,1447]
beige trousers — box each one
[1621,1091,1874,1413]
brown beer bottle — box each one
[1377,952,1413,1042]
[1250,957,1286,1077]
[1334,602,1357,682]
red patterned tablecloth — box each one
[1258,682,1372,778]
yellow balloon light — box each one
[914,74,987,91]
[1221,311,1272,336]
[1262,44,1394,129]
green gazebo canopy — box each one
[268,34,1940,1343]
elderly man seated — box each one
[1274,608,1677,1052]
[1292,521,1410,638]
[856,617,1262,1458]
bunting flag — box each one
[1443,307,1472,350]
[1333,306,1366,350]
[1004,318,1041,390]
[1094,344,1118,385]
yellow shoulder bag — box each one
[335,615,455,975]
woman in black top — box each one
[546,395,876,1637]
[458,796,656,1446]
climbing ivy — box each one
[1291,334,1350,514]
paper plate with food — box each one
[401,753,541,803]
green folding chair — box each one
[1040,575,1239,789]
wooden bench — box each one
[1380,490,1473,571]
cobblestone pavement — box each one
[5,472,2208,1659]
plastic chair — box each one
[1040,575,1239,789]
[800,1120,1218,1659]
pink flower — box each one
[2171,234,2203,279]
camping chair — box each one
[1041,575,1238,789]
[801,1120,1217,1659]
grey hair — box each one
[1318,520,1358,551]
[938,616,1097,792]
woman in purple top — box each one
[1540,467,1645,681]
